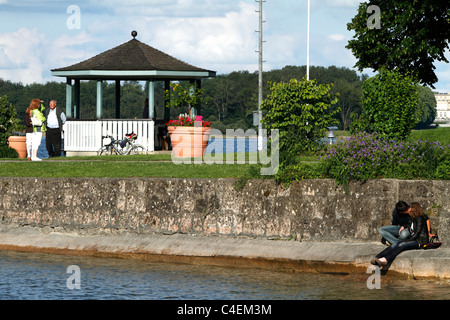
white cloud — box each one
[328,33,347,42]
[95,0,242,18]
[325,0,362,8]
[129,2,259,74]
[0,28,45,83]
[0,28,98,84]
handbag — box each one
[32,112,42,126]
[423,234,442,249]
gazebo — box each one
[51,31,216,154]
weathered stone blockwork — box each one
[0,178,448,245]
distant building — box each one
[435,92,450,120]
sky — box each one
[0,0,449,93]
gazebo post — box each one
[96,80,103,119]
[115,80,121,119]
[147,80,155,119]
[66,78,73,118]
[164,80,171,122]
[74,79,80,119]
[196,79,202,116]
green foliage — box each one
[0,95,22,148]
[273,163,323,187]
[164,82,206,115]
[0,144,19,158]
[320,132,450,186]
[435,153,450,180]
[416,86,437,128]
[201,66,365,132]
[346,1,450,87]
[350,70,420,140]
[260,77,339,183]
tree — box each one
[346,1,450,88]
[332,78,362,131]
[350,69,420,140]
[261,77,340,167]
[416,86,437,129]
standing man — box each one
[45,100,66,157]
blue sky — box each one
[0,0,449,92]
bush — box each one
[435,152,450,180]
[0,95,22,149]
[261,77,339,182]
[0,145,19,158]
[320,132,449,186]
[275,163,323,186]
[350,70,420,140]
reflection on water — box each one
[0,250,448,300]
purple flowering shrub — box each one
[320,132,450,186]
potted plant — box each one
[165,114,212,158]
[164,82,212,158]
[8,129,27,159]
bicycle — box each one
[97,132,147,156]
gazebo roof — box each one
[51,33,216,81]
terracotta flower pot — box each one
[168,126,211,158]
[8,136,27,159]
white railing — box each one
[63,120,155,152]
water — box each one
[205,138,261,154]
[0,250,448,301]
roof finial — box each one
[132,31,138,39]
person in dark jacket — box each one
[378,201,411,245]
[371,202,429,266]
[45,100,66,157]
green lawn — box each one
[0,160,257,178]
[0,153,263,178]
[335,127,450,146]
[409,127,450,146]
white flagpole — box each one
[307,0,310,80]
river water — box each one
[0,250,448,301]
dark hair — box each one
[396,201,409,213]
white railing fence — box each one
[63,120,155,152]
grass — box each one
[409,127,450,146]
[334,127,450,146]
[0,161,254,178]
[0,153,264,178]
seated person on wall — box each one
[379,201,412,245]
[379,201,435,246]
[372,202,430,267]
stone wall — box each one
[0,178,448,245]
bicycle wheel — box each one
[97,145,112,156]
[129,144,146,155]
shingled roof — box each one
[51,37,216,80]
